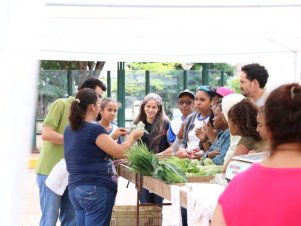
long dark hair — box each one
[265,83,301,152]
[69,88,98,131]
[134,93,167,152]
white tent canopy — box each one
[38,0,301,87]
[39,0,301,62]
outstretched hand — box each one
[130,128,144,140]
[111,128,128,140]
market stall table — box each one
[118,164,219,226]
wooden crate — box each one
[118,164,136,183]
[187,175,214,182]
[110,205,162,226]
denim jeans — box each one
[68,185,117,226]
[139,188,163,206]
[36,174,76,226]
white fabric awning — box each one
[38,0,301,63]
[37,0,301,86]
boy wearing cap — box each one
[167,89,195,143]
[159,89,194,155]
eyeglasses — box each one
[178,100,193,106]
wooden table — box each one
[118,164,213,208]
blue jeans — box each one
[139,188,163,206]
[36,174,76,226]
[68,185,117,226]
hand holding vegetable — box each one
[132,121,149,134]
[129,128,144,141]
[110,128,128,140]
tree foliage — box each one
[128,62,175,76]
[40,60,105,75]
[227,76,242,94]
[191,63,235,76]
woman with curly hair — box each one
[227,99,261,157]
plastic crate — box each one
[110,205,162,226]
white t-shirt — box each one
[186,115,210,152]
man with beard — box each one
[239,63,269,106]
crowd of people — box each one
[35,63,301,226]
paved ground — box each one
[21,168,174,226]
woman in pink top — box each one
[212,83,301,226]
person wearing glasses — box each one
[36,78,106,226]
[159,89,195,156]
[167,89,195,143]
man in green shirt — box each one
[36,78,106,226]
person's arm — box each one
[171,137,183,153]
[232,143,249,157]
[211,204,227,226]
[158,146,173,155]
[211,132,230,165]
[96,129,143,158]
[41,99,65,144]
[41,126,64,144]
[175,148,189,158]
[207,150,220,159]
[177,122,185,140]
[110,127,128,141]
[200,139,211,151]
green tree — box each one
[227,76,242,94]
[128,62,176,75]
[38,60,106,119]
[40,60,105,75]
[191,63,235,77]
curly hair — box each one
[241,63,269,88]
[228,99,261,140]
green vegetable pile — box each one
[152,161,188,184]
[126,143,187,183]
[166,156,223,177]
[126,143,159,176]
[126,143,222,183]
